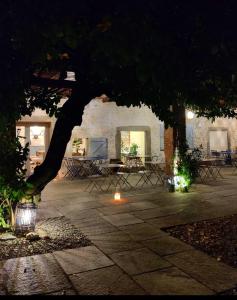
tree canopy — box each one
[1,0,237,194]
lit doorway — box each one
[16,123,50,175]
[209,129,229,152]
[120,131,146,162]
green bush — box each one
[0,135,30,230]
[175,147,201,192]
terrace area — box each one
[1,167,237,295]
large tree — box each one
[1,0,237,197]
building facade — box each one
[17,97,237,174]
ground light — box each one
[167,147,190,192]
[114,187,121,201]
[15,202,38,235]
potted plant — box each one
[72,138,82,155]
[129,143,139,156]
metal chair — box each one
[84,174,104,192]
[135,170,153,187]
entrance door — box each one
[209,130,228,152]
[120,131,145,162]
[16,124,49,175]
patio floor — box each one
[1,167,237,295]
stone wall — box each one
[19,97,237,161]
[187,116,237,152]
[68,98,162,159]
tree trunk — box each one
[25,88,91,196]
[164,102,186,175]
[164,126,175,175]
[174,101,186,153]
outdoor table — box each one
[99,164,133,191]
[198,159,224,181]
[73,157,100,177]
[124,155,144,167]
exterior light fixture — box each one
[187,111,194,120]
[65,71,76,81]
[169,147,190,192]
[15,202,38,235]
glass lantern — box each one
[114,187,121,201]
[14,202,38,234]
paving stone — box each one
[98,204,135,215]
[69,265,146,295]
[0,254,71,295]
[132,206,185,220]
[147,215,189,228]
[165,249,237,292]
[142,235,193,256]
[68,208,104,221]
[133,267,214,295]
[71,216,112,229]
[47,289,77,295]
[109,248,171,275]
[36,207,63,221]
[129,201,159,210]
[53,246,114,274]
[89,231,143,254]
[57,201,103,215]
[119,223,167,241]
[79,223,119,237]
[102,213,144,227]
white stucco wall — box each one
[19,97,237,160]
[65,98,162,158]
[188,115,237,152]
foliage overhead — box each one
[2,0,237,125]
[1,0,237,199]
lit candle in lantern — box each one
[114,187,121,201]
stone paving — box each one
[1,167,237,295]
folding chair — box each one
[84,174,104,192]
[63,157,80,179]
[210,160,223,178]
[135,170,153,187]
[231,158,237,175]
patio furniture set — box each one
[62,156,166,192]
[62,150,237,192]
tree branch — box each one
[31,75,78,89]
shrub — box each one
[174,147,201,192]
[0,135,30,230]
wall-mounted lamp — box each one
[187,111,194,120]
[65,71,76,81]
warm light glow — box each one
[21,210,32,225]
[170,148,190,192]
[173,147,179,175]
[114,192,121,201]
[187,111,194,119]
[168,175,189,191]
[65,71,76,81]
[30,126,42,136]
[15,203,37,234]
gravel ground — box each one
[165,214,237,295]
[0,216,91,260]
